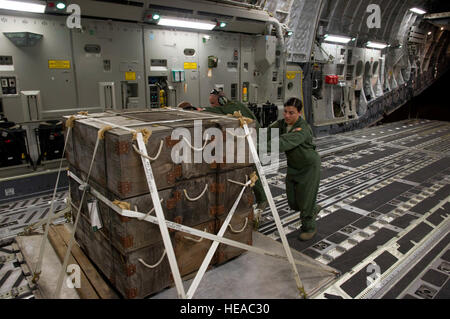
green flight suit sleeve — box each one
[278,129,308,152]
[201,106,225,114]
[269,121,280,129]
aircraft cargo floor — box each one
[0,119,449,299]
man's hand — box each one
[177,101,193,109]
[177,101,205,111]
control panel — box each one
[1,76,17,95]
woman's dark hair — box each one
[284,97,303,112]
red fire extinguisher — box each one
[325,75,339,85]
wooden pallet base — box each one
[47,224,119,299]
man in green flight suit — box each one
[178,89,268,210]
[268,97,321,241]
[201,89,258,122]
[203,89,268,210]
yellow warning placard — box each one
[286,71,297,80]
[184,62,197,70]
[125,72,136,81]
[48,60,70,69]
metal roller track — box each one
[259,152,445,235]
[0,192,68,240]
[255,120,450,299]
[0,240,36,299]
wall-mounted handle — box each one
[312,80,319,89]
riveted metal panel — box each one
[0,14,77,122]
[71,19,146,110]
[198,32,241,107]
[143,28,200,107]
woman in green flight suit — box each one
[269,97,322,241]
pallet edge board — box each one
[53,224,120,299]
[47,225,99,299]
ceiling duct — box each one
[204,0,263,10]
[148,4,194,15]
[146,0,274,34]
[197,11,234,21]
[424,12,450,30]
[93,0,144,7]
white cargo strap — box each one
[22,206,70,236]
[228,217,248,233]
[134,132,186,299]
[84,116,137,134]
[33,126,72,284]
[170,107,228,120]
[241,121,307,298]
[227,179,247,187]
[186,178,252,299]
[138,250,167,269]
[67,172,339,274]
[54,130,104,298]
[71,109,230,127]
[227,174,249,187]
[183,184,208,201]
[132,140,164,161]
[226,129,250,139]
[127,117,223,127]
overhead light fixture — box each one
[409,8,426,15]
[366,41,388,49]
[219,21,227,28]
[441,27,444,31]
[0,0,46,13]
[427,31,432,35]
[324,34,352,44]
[157,17,216,30]
[56,1,65,10]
